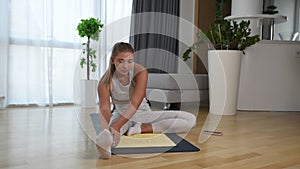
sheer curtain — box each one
[0,0,9,107]
[96,0,133,77]
[0,0,132,107]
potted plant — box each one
[183,0,260,115]
[183,6,260,60]
[77,17,104,80]
[77,17,104,108]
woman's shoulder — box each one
[132,63,148,83]
[98,79,113,92]
[133,63,147,75]
[134,62,145,69]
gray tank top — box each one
[110,64,134,104]
[110,63,150,112]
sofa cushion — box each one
[147,73,208,90]
[146,88,209,103]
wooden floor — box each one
[0,106,299,169]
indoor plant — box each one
[183,0,260,115]
[77,17,104,108]
[77,17,104,80]
[183,17,260,61]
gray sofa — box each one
[146,73,209,109]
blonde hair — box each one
[99,42,134,86]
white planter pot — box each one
[0,96,5,109]
[80,79,97,108]
[208,50,242,115]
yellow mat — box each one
[115,133,176,148]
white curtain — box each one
[0,0,132,106]
[96,0,133,76]
[0,0,9,107]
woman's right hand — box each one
[109,124,121,147]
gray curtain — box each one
[130,0,180,73]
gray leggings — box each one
[109,103,197,135]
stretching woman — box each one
[96,42,196,159]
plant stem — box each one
[218,24,222,50]
[210,30,216,47]
[87,37,90,80]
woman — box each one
[96,42,196,159]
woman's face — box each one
[112,51,134,76]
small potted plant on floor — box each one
[77,17,104,80]
[77,17,104,108]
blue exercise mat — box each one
[90,113,200,154]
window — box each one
[1,0,132,106]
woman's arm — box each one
[131,63,148,108]
[98,82,112,131]
[110,64,148,131]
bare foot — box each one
[127,122,141,136]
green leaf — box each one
[91,62,97,72]
[80,58,86,68]
[183,47,192,61]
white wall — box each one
[274,0,296,40]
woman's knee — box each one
[182,111,197,127]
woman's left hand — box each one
[109,124,121,147]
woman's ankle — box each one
[141,123,153,133]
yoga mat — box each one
[116,133,176,148]
[90,113,199,154]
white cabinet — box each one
[238,40,300,111]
